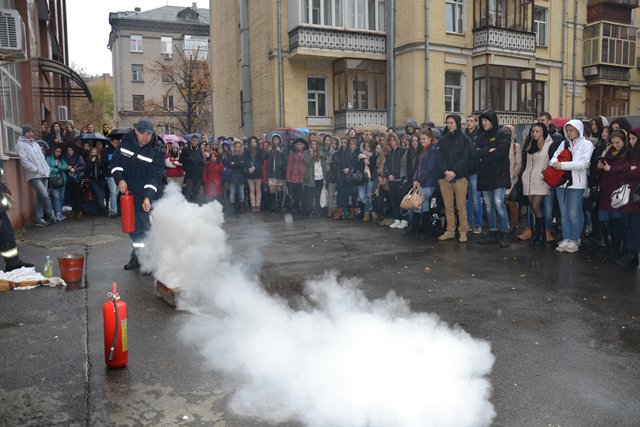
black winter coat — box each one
[437,130,470,179]
[179,145,205,180]
[475,110,511,191]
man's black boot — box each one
[124,252,140,270]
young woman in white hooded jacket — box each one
[549,119,595,253]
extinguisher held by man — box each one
[110,119,165,271]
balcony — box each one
[587,0,639,24]
[473,27,536,56]
[334,110,387,131]
[288,26,386,59]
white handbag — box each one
[611,184,630,209]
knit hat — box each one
[431,128,441,140]
[171,142,179,150]
[21,125,33,134]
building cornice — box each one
[110,18,209,36]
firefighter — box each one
[110,119,164,271]
[0,159,34,271]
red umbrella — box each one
[550,117,570,130]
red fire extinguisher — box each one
[103,282,128,368]
[121,193,135,234]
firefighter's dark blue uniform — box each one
[110,128,165,261]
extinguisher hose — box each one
[108,299,119,362]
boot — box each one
[529,218,538,246]
[499,231,511,248]
[405,218,419,236]
[349,208,356,220]
[596,223,610,250]
[545,230,555,242]
[438,230,456,241]
[4,255,34,272]
[124,252,140,271]
[334,208,343,220]
[517,228,533,241]
[535,217,545,248]
[508,201,519,234]
[609,218,625,258]
[616,252,639,267]
[362,212,370,222]
[328,208,335,218]
[479,230,499,245]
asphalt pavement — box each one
[0,212,638,426]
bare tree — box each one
[146,47,211,135]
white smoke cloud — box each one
[142,184,496,427]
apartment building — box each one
[0,0,89,227]
[108,3,210,134]
[211,0,639,137]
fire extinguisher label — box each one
[121,319,128,352]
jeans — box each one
[416,186,436,213]
[598,209,622,222]
[90,179,106,213]
[229,182,245,204]
[50,185,65,217]
[466,174,484,228]
[544,188,555,230]
[621,212,640,253]
[29,178,53,221]
[326,182,337,210]
[107,177,118,215]
[556,187,585,241]
[388,181,404,220]
[358,180,375,213]
[483,188,509,233]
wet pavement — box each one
[0,211,638,426]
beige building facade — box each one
[108,4,210,134]
[211,0,640,137]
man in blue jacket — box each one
[110,119,165,271]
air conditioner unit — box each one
[162,52,172,59]
[57,105,68,122]
[583,66,598,77]
[0,9,26,63]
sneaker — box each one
[389,220,401,228]
[396,220,408,229]
[110,213,119,219]
[34,219,48,227]
[48,215,57,224]
[555,240,569,252]
[472,227,482,235]
[62,205,72,212]
[564,241,579,253]
[55,214,66,221]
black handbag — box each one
[506,178,523,202]
[346,171,364,185]
[49,174,64,188]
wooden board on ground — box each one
[154,280,181,308]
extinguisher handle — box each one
[112,282,117,297]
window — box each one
[333,59,386,111]
[130,35,143,52]
[473,65,534,112]
[302,0,384,31]
[163,95,174,111]
[161,69,172,83]
[444,71,462,113]
[0,64,22,153]
[132,95,145,111]
[161,36,173,57]
[307,77,327,117]
[533,7,547,47]
[184,35,209,60]
[474,0,532,32]
[446,0,464,34]
[586,85,629,117]
[583,22,637,67]
[534,81,545,117]
[131,64,143,82]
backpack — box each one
[543,141,572,188]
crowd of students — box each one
[16,112,640,268]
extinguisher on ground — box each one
[121,193,135,234]
[103,282,128,368]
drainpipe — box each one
[571,0,578,117]
[277,0,284,127]
[386,0,395,128]
[424,0,429,122]
[239,0,253,136]
[560,0,567,117]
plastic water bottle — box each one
[43,256,53,278]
